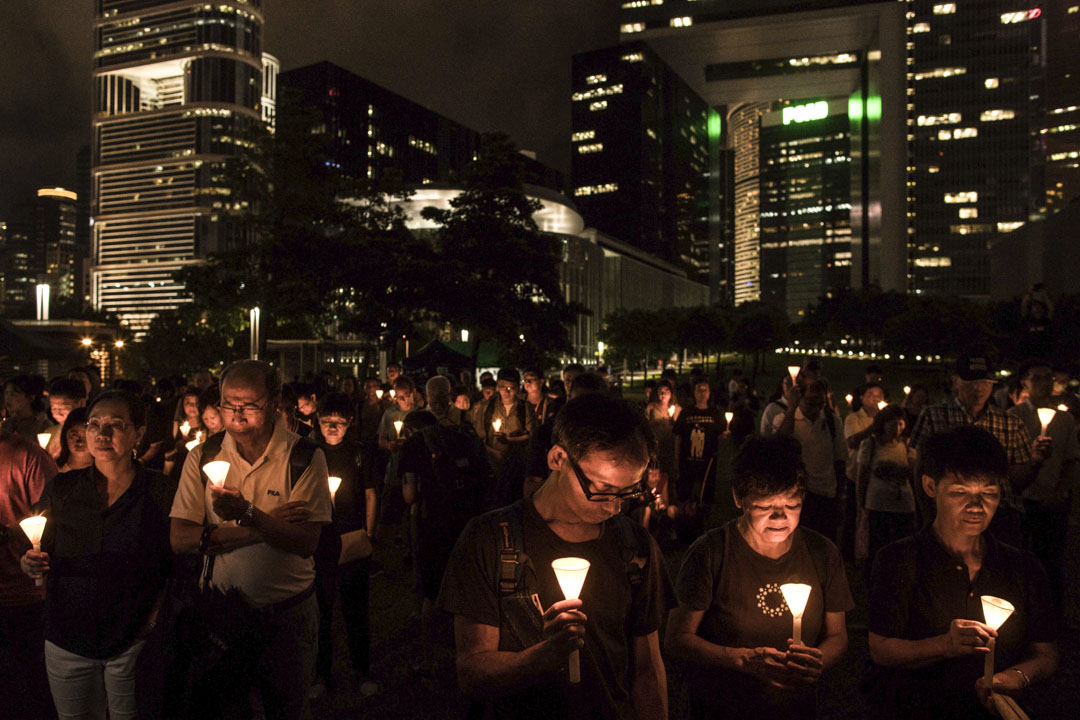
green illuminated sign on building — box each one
[783,100,829,125]
[708,111,722,141]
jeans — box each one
[44,639,144,720]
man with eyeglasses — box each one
[439,393,673,720]
[170,360,332,720]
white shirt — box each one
[170,416,332,606]
[774,407,847,497]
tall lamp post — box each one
[249,307,261,360]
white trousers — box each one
[43,639,144,720]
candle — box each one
[328,476,342,503]
[903,386,911,395]
[667,405,675,418]
[980,595,1015,690]
[724,411,734,425]
[1058,403,1069,412]
[36,433,51,449]
[551,557,591,684]
[780,583,812,645]
[203,460,230,489]
[492,418,502,434]
[185,438,200,451]
[393,419,403,438]
[180,420,191,437]
[376,389,384,400]
[787,365,800,384]
[877,400,888,411]
[19,515,47,587]
[390,389,396,399]
[1037,407,1056,435]
[196,430,204,442]
[845,394,853,405]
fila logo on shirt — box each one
[267,489,281,497]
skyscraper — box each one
[36,188,79,303]
[570,41,715,285]
[0,189,78,317]
[90,0,276,331]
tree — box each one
[599,308,656,384]
[731,301,790,384]
[675,304,731,374]
[421,133,580,373]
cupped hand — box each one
[210,485,249,521]
[741,646,795,688]
[20,549,50,579]
[541,598,587,658]
[943,618,995,657]
[269,501,309,524]
[783,641,825,685]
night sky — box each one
[0,0,618,218]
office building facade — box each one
[570,42,716,285]
[0,188,78,317]
[90,0,276,331]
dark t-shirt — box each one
[673,406,723,475]
[38,465,175,658]
[320,440,372,534]
[868,527,1056,719]
[438,498,673,720]
[674,521,853,717]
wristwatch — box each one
[237,501,256,527]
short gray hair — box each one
[221,360,282,400]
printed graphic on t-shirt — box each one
[756,583,790,618]
[690,427,705,458]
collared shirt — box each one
[38,464,174,658]
[170,416,332,607]
[869,526,1056,718]
[773,407,847,497]
[1007,401,1080,503]
[909,399,1033,509]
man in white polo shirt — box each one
[170,360,332,720]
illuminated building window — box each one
[980,109,1015,122]
[954,127,978,138]
[1069,6,1079,13]
[985,77,999,89]
[1049,150,1080,161]
[912,22,931,33]
[912,67,966,81]
[933,4,956,14]
[571,130,595,142]
[577,143,603,154]
[1000,11,1031,24]
[950,224,993,234]
[671,17,693,28]
[585,74,606,85]
[621,23,645,33]
[621,52,644,62]
[917,113,961,126]
[998,221,1024,232]
[944,191,978,203]
[958,207,978,218]
[928,165,940,173]
[621,0,664,7]
[914,257,953,267]
[574,183,618,196]
[367,105,374,117]
[572,84,623,102]
[646,127,657,139]
[589,101,608,112]
[787,53,858,68]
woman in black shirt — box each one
[21,389,174,720]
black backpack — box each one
[416,422,492,543]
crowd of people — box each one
[0,351,1075,719]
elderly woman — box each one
[666,434,852,718]
[868,426,1057,719]
[20,390,174,720]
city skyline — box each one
[0,0,617,219]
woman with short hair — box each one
[665,434,852,718]
[20,390,174,720]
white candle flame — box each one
[552,557,590,600]
[780,583,812,618]
[787,365,800,383]
[376,389,384,399]
[1058,403,1069,412]
[724,411,734,424]
[667,405,675,417]
[492,418,502,433]
[877,400,888,411]
[393,419,403,437]
[203,460,231,488]
[904,386,911,395]
[180,420,191,436]
[19,515,47,548]
[328,476,342,502]
[980,595,1015,631]
[390,389,396,399]
[36,433,51,449]
[845,394,853,405]
[185,438,200,451]
[1037,407,1056,435]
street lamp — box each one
[249,307,261,360]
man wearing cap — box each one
[908,355,1044,546]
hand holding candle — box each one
[980,595,1015,690]
[551,557,590,684]
[19,515,48,587]
[780,583,812,644]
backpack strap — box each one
[490,502,528,597]
[288,436,319,492]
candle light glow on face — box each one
[980,595,1015,631]
[203,460,231,488]
[36,433,51,449]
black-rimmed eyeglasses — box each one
[564,452,649,502]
